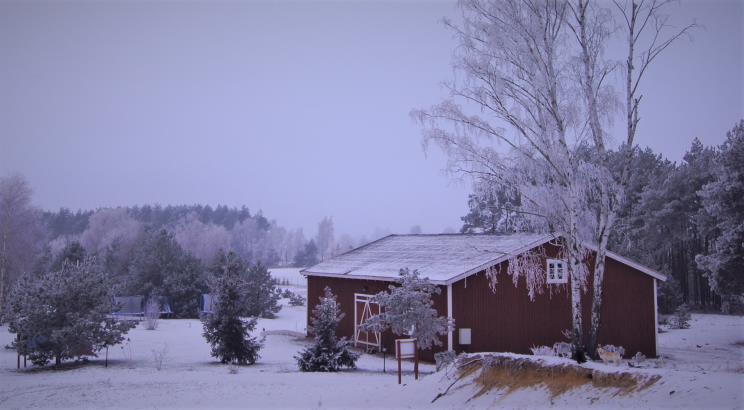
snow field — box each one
[269,267,306,288]
[0,286,742,410]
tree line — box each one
[0,178,356,314]
[460,123,744,314]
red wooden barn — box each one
[300,233,665,361]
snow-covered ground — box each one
[1,294,742,409]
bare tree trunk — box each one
[0,230,7,312]
[571,0,614,359]
[566,206,586,361]
[588,210,612,357]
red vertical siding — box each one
[306,276,448,362]
[450,244,657,357]
[306,246,657,361]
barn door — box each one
[354,293,381,350]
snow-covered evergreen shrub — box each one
[670,303,691,329]
[282,288,293,298]
[6,258,136,367]
[295,287,359,372]
[144,297,160,330]
[288,292,306,307]
[362,268,453,350]
[202,251,262,365]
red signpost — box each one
[395,338,418,385]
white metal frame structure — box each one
[354,293,381,349]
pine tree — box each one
[242,262,281,318]
[695,121,744,312]
[460,185,525,234]
[362,268,452,350]
[296,287,359,372]
[129,229,207,318]
[293,240,319,267]
[202,251,262,365]
[51,241,86,271]
[6,257,135,367]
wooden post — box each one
[397,340,402,385]
[414,340,419,380]
[23,355,26,368]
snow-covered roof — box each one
[301,233,553,284]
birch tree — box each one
[0,174,44,312]
[576,0,695,355]
[172,212,231,263]
[315,217,335,261]
[414,0,693,359]
[412,0,594,359]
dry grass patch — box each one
[456,354,660,400]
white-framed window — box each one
[546,259,567,284]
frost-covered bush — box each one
[670,303,691,329]
[530,345,555,356]
[143,297,160,330]
[597,344,625,365]
[295,287,359,372]
[629,352,646,367]
[362,268,453,350]
[435,350,456,371]
[6,258,136,367]
[552,342,573,358]
[288,292,306,307]
[202,251,262,365]
[282,288,293,298]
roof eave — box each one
[583,245,667,282]
[302,271,450,284]
[445,234,556,285]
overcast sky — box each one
[1,0,741,238]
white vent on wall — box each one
[459,328,472,345]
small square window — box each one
[547,259,567,284]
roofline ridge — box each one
[390,232,547,237]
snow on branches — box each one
[363,268,453,350]
[7,257,136,367]
[487,241,590,301]
[296,287,359,372]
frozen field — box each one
[1,294,742,409]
